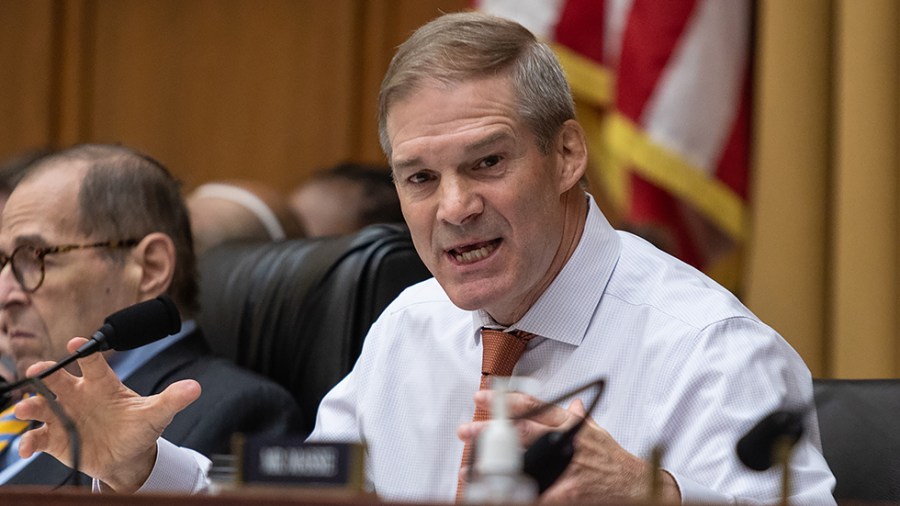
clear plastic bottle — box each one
[464,377,538,504]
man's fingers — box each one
[65,337,90,354]
[475,390,573,428]
[31,363,79,398]
[24,360,58,379]
[156,379,202,416]
[14,394,48,422]
[514,418,555,446]
[539,479,577,504]
[459,466,471,484]
[567,398,586,417]
[68,338,123,384]
[457,420,487,442]
[18,425,50,458]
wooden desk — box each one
[0,485,377,506]
[3,486,878,506]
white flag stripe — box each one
[477,0,565,40]
[641,0,751,174]
[604,0,635,68]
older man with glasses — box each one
[0,144,302,487]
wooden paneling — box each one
[355,0,469,160]
[0,0,57,159]
[86,0,361,189]
[0,0,467,190]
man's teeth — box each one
[453,244,494,263]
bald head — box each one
[187,180,303,256]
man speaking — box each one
[14,13,835,504]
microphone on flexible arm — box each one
[0,295,181,488]
[519,379,669,504]
[0,295,182,396]
[462,377,606,503]
[520,378,607,494]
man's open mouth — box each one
[448,239,501,264]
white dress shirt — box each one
[144,195,836,504]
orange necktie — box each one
[456,328,534,501]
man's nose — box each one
[0,262,26,307]
[436,178,483,226]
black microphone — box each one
[522,422,580,493]
[74,294,181,356]
[520,378,607,493]
[0,295,181,396]
[736,409,805,471]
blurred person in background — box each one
[289,162,403,237]
[187,179,303,256]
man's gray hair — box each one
[377,11,575,161]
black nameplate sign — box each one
[237,435,365,491]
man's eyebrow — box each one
[391,156,423,173]
[391,131,514,172]
[13,234,48,248]
[463,131,514,155]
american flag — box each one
[475,0,752,291]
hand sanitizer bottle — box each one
[464,377,538,504]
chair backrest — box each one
[197,223,431,434]
[813,378,900,501]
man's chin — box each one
[443,285,500,313]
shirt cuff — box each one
[94,438,211,494]
[666,469,732,505]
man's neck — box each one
[489,190,589,326]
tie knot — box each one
[480,328,534,378]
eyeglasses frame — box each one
[0,239,141,293]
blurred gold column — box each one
[746,1,832,377]
[830,0,899,377]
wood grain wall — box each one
[0,0,468,190]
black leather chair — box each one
[197,223,431,434]
[813,378,900,502]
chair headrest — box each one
[197,223,431,433]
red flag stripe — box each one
[553,0,605,64]
[615,0,697,121]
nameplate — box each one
[237,435,365,491]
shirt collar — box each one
[472,194,621,345]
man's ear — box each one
[130,232,176,299]
[555,119,589,194]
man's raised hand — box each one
[15,337,201,493]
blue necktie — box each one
[0,402,29,458]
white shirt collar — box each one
[472,193,621,345]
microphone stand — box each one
[19,377,83,488]
[774,436,794,506]
[646,445,664,505]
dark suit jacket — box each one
[4,328,303,487]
